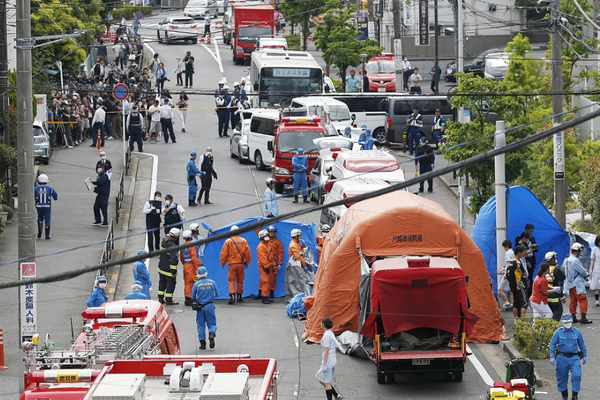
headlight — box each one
[236,46,243,54]
[275,167,290,175]
[391,78,396,82]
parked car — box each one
[255,37,288,50]
[33,121,52,164]
[157,16,199,44]
[483,52,510,80]
[230,119,250,163]
[444,48,502,82]
[184,0,221,18]
[329,150,405,185]
[333,93,389,141]
[309,137,354,203]
[363,53,396,92]
[221,7,234,44]
[320,178,390,226]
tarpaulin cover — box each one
[203,217,318,299]
[302,191,506,344]
[470,186,569,292]
[360,258,473,339]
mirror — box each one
[351,113,356,122]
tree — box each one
[280,0,328,51]
[578,141,600,229]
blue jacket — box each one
[87,287,108,307]
[192,235,205,264]
[125,291,149,300]
[133,261,152,286]
[187,159,203,178]
[264,187,278,216]
[550,326,587,357]
[292,155,308,174]
[191,278,219,304]
[93,173,110,197]
[359,134,374,150]
[564,254,588,294]
[35,184,58,208]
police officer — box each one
[214,80,225,97]
[191,266,219,349]
[186,151,206,207]
[96,151,113,180]
[415,136,435,193]
[406,106,423,155]
[550,313,587,400]
[256,230,275,304]
[158,228,180,305]
[125,280,149,300]
[292,148,309,203]
[564,243,593,324]
[133,249,152,299]
[87,275,108,307]
[545,251,566,321]
[358,129,374,150]
[431,108,446,149]
[143,191,162,253]
[198,148,218,205]
[34,174,58,240]
[215,86,231,137]
[162,194,186,236]
[181,229,201,306]
[233,81,247,102]
[264,177,279,217]
[92,164,110,227]
[126,104,144,152]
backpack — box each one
[286,293,307,319]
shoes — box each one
[165,300,179,305]
[92,222,102,226]
[172,141,177,143]
[209,332,215,349]
[188,201,197,207]
[101,223,109,228]
[303,197,309,203]
[107,136,114,140]
[182,128,186,132]
[199,340,206,350]
[596,300,599,306]
[336,395,344,400]
[292,197,298,203]
[89,144,95,147]
[68,146,73,149]
[237,294,244,303]
[269,290,275,299]
[427,188,433,193]
[579,313,593,324]
[223,134,229,137]
[204,201,213,205]
[418,189,424,193]
[261,297,272,304]
[254,294,263,300]
[184,297,193,306]
[228,295,235,305]
[158,298,166,304]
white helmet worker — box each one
[189,223,200,232]
[38,174,49,184]
[291,228,302,238]
[266,177,275,185]
[169,228,181,237]
[230,225,239,232]
[258,229,268,240]
[182,230,192,240]
[545,251,557,262]
[233,81,240,87]
[571,243,584,252]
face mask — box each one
[100,157,106,161]
[98,283,107,289]
[165,200,171,205]
[564,322,572,329]
[264,237,270,242]
[155,196,161,201]
[207,151,212,155]
[97,168,103,174]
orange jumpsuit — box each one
[257,241,276,297]
[288,239,306,268]
[316,235,325,260]
[269,236,283,291]
[180,240,200,299]
[220,235,252,294]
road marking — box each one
[466,344,495,386]
[200,43,219,65]
[248,165,263,216]
[143,41,156,56]
[291,322,299,349]
[213,38,225,77]
[140,152,158,268]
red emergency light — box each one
[407,257,431,268]
[29,369,100,384]
[324,180,336,193]
[82,305,148,321]
[343,193,359,208]
[280,116,321,124]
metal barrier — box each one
[115,170,125,225]
[126,146,132,175]
[98,218,115,275]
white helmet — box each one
[266,177,275,185]
[233,81,240,87]
[258,229,268,239]
[182,230,192,240]
[230,225,239,232]
[291,228,302,238]
[189,223,200,232]
[38,174,49,184]
[571,243,584,252]
[321,224,331,233]
[545,251,557,262]
[223,85,230,91]
[240,77,246,83]
[169,228,181,237]
[218,80,225,85]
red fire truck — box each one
[232,4,274,64]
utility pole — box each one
[456,0,466,229]
[434,0,439,92]
[494,121,506,307]
[551,0,565,228]
[0,0,10,202]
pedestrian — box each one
[175,57,183,86]
[148,99,161,141]
[96,151,113,180]
[192,266,218,349]
[220,225,251,305]
[177,91,189,132]
[530,262,559,318]
[126,104,144,152]
[507,244,529,319]
[431,109,446,149]
[429,60,441,93]
[132,12,141,37]
[159,98,176,143]
[316,316,343,400]
[157,228,181,305]
[274,7,283,35]
[549,313,587,400]
[181,230,201,306]
[564,243,593,324]
[133,249,152,299]
[34,174,58,240]
[143,191,162,253]
[358,129,373,150]
[264,177,279,217]
[409,67,423,94]
[266,225,283,299]
[185,56,195,89]
[47,105,56,149]
[588,235,600,306]
[256,230,275,304]
[203,10,211,36]
[406,106,423,155]
[198,147,218,205]
[125,280,149,300]
[415,136,434,193]
[104,96,118,139]
[155,63,168,93]
[519,223,539,292]
[216,86,231,137]
[87,275,109,307]
[345,69,360,93]
[401,56,412,91]
[498,239,514,311]
[292,148,309,203]
[92,164,110,227]
[149,53,160,75]
[545,251,566,321]
[316,224,330,261]
[162,194,186,235]
[96,39,108,63]
[187,151,205,207]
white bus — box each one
[249,50,323,107]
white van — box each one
[290,97,357,135]
[247,108,279,170]
[332,94,389,141]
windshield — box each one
[277,131,323,152]
[33,126,45,137]
[343,158,399,173]
[486,57,508,70]
[315,138,353,150]
[308,105,351,121]
[366,61,395,74]
[260,67,323,107]
[239,26,272,41]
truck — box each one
[360,256,471,384]
[232,4,275,64]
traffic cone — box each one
[207,35,211,45]
[0,329,7,369]
[308,34,313,41]
[200,34,205,43]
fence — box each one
[98,218,115,276]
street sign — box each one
[215,21,223,29]
[135,11,143,19]
[394,39,403,92]
[417,0,429,46]
[554,130,565,180]
[404,0,415,26]
[20,262,37,343]
[113,83,129,101]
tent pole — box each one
[494,121,507,307]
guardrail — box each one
[125,143,132,175]
[115,170,125,225]
[98,218,114,276]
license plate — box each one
[412,359,431,366]
[446,69,453,74]
[378,88,386,92]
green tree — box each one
[280,0,328,51]
[313,3,358,74]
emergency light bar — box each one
[82,305,148,320]
[407,257,431,268]
[29,369,100,384]
[280,116,321,124]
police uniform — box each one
[143,197,162,252]
[126,108,144,152]
[550,323,587,397]
[415,141,435,192]
[92,170,110,226]
[34,182,58,239]
[432,115,446,148]
[291,153,308,201]
[157,236,179,304]
[163,203,183,235]
[192,274,219,347]
[133,260,152,299]
[406,112,423,155]
[187,157,204,204]
[215,92,231,137]
[198,152,217,204]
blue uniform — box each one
[191,278,219,341]
[35,184,58,227]
[358,134,374,150]
[550,326,587,393]
[432,115,446,147]
[192,235,205,264]
[133,261,152,299]
[292,154,308,197]
[406,113,423,154]
[264,187,278,217]
[125,291,149,300]
[186,159,204,202]
[87,286,108,307]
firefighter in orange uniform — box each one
[256,230,275,305]
[181,230,201,306]
[289,228,307,268]
[316,224,330,261]
[267,225,283,298]
[220,225,252,305]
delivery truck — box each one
[232,4,274,64]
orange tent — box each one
[302,191,507,344]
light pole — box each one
[360,53,367,92]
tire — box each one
[373,128,386,143]
[275,182,284,194]
[238,146,246,164]
[192,38,198,44]
[233,55,240,65]
[386,373,395,383]
[230,141,237,158]
[376,372,386,384]
[157,31,163,44]
[164,32,170,44]
[453,371,463,382]
[254,151,266,170]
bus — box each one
[249,50,323,108]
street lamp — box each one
[360,53,367,92]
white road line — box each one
[200,43,219,64]
[249,166,264,216]
[143,42,156,56]
[466,344,495,386]
[140,152,158,269]
[213,38,225,77]
[291,322,299,349]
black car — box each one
[444,48,502,82]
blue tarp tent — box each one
[471,186,569,292]
[202,217,318,299]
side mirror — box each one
[267,141,274,152]
[351,113,356,122]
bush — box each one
[285,34,301,50]
[570,218,595,233]
[330,77,343,93]
[109,6,153,21]
[514,317,560,359]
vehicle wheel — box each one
[230,141,237,158]
[386,373,395,383]
[233,55,239,65]
[376,372,386,384]
[275,182,284,194]
[42,159,49,165]
[373,127,386,143]
[254,151,266,170]
[453,372,463,382]
[157,31,163,44]
[164,32,170,44]
[238,146,246,164]
[192,38,198,44]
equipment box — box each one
[200,373,249,400]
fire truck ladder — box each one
[94,324,159,361]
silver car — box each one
[184,0,222,19]
[157,17,199,44]
[230,119,250,163]
[33,121,52,164]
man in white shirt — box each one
[401,56,412,91]
[409,67,423,94]
[160,99,176,143]
[148,99,161,141]
[90,103,106,148]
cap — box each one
[361,125,367,130]
[132,105,138,111]
[137,249,147,256]
[366,129,372,134]
[190,151,197,158]
[96,275,107,282]
[561,313,573,323]
[297,148,304,154]
[344,126,351,131]
[230,225,239,231]
[197,266,208,278]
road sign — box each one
[20,263,37,343]
[215,21,223,29]
[135,11,143,20]
[113,83,129,101]
[417,0,429,46]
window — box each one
[336,97,388,113]
[393,100,413,116]
[250,116,276,135]
[313,159,321,173]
